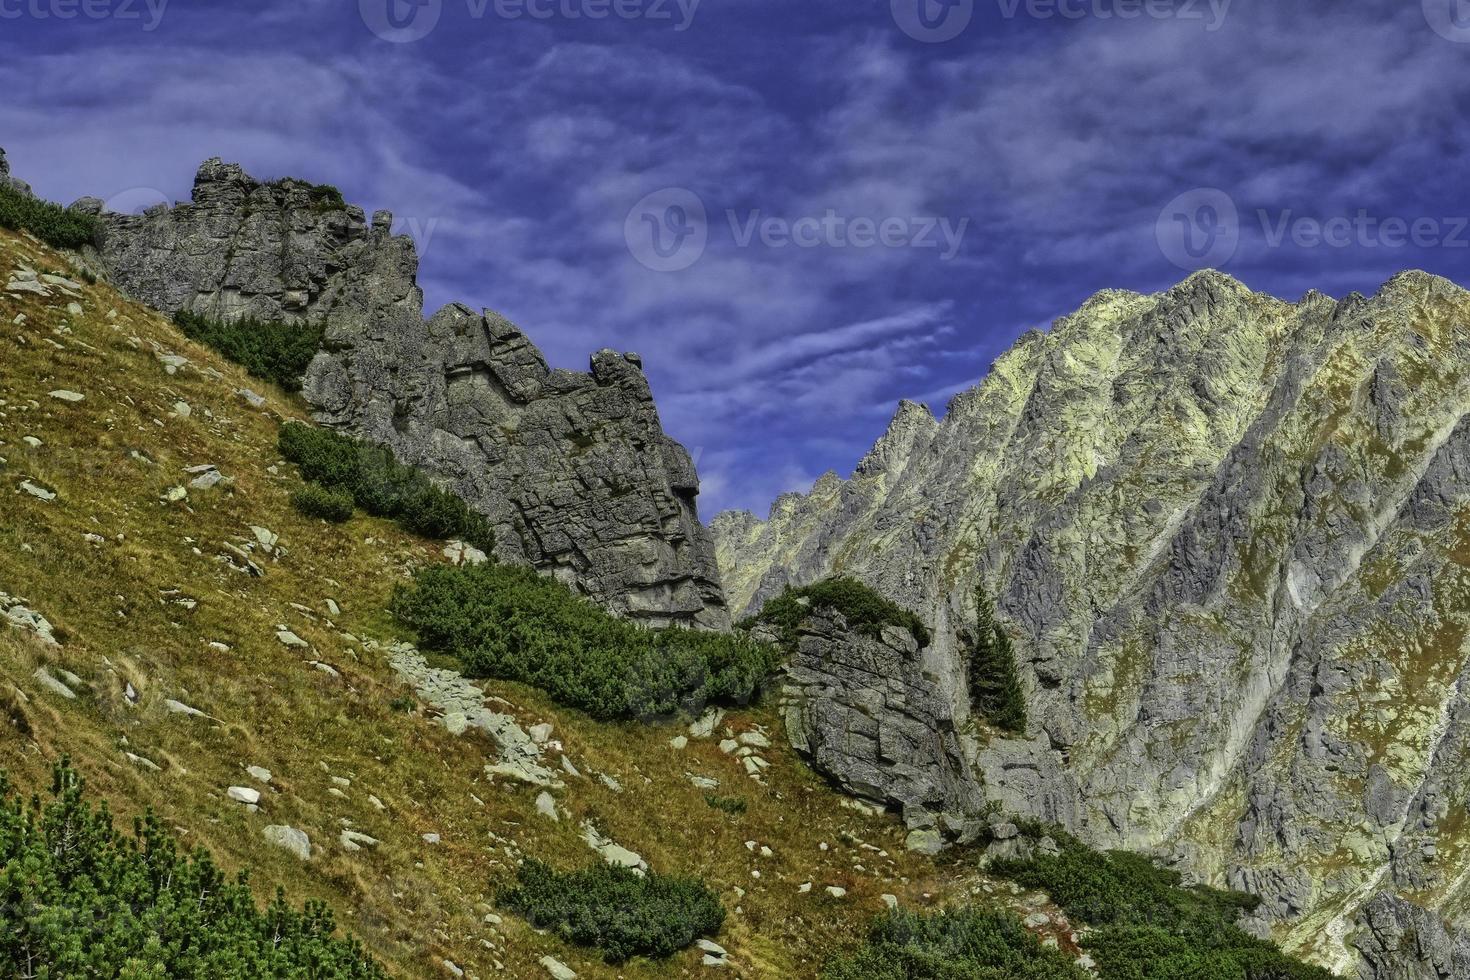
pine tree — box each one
[968,587,1028,734]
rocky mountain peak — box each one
[713,268,1470,971]
[92,157,729,629]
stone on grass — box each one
[535,791,559,822]
[540,956,577,980]
[20,481,55,502]
[48,389,84,402]
[339,830,379,852]
[276,629,308,648]
[246,765,273,784]
[689,708,725,738]
[263,825,311,861]
[32,667,76,699]
[227,786,261,805]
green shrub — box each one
[704,794,747,816]
[174,310,325,390]
[278,422,494,552]
[292,482,355,523]
[967,588,1028,734]
[988,830,1333,980]
[0,760,385,978]
[754,576,930,648]
[391,563,780,721]
[823,908,1088,980]
[0,184,102,250]
[498,859,724,963]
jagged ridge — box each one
[712,268,1470,974]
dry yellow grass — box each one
[0,227,982,978]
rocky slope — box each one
[0,223,983,978]
[713,270,1470,974]
[89,157,728,629]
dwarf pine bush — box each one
[823,908,1088,980]
[754,576,930,648]
[498,859,724,963]
[988,829,1334,980]
[291,482,355,523]
[0,184,102,250]
[279,422,494,552]
[174,310,325,390]
[0,761,385,978]
[391,562,779,721]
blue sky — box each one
[3,0,1469,515]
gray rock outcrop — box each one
[1354,893,1470,980]
[713,269,1470,972]
[0,147,32,196]
[780,609,986,840]
[93,157,727,628]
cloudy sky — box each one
[4,0,1469,514]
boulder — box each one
[262,825,311,861]
[780,609,986,844]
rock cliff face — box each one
[779,609,986,844]
[713,270,1470,972]
[93,158,728,629]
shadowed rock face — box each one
[96,157,729,629]
[713,270,1470,972]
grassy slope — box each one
[0,227,1015,978]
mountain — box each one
[0,209,982,978]
[88,158,728,630]
[712,270,1470,972]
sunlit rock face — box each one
[714,269,1470,972]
